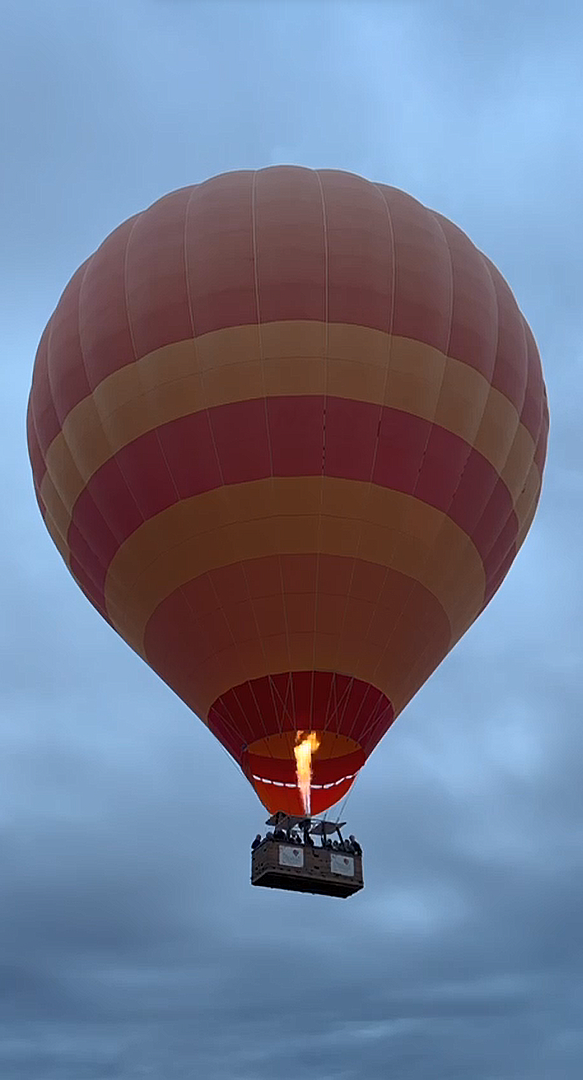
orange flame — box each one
[294,731,320,815]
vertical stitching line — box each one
[249,167,287,744]
[311,168,329,733]
[325,182,400,741]
[125,203,214,672]
[327,180,397,701]
[180,183,249,751]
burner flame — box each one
[293,731,320,815]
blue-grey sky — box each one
[2,1,582,1077]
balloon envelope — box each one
[27,168,549,814]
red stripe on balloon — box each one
[320,170,394,333]
[78,216,140,389]
[125,188,196,358]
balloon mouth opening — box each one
[241,730,365,816]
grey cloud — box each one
[2,0,582,1077]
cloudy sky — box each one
[2,0,582,1076]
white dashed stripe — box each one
[251,772,358,789]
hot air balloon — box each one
[27,167,548,842]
